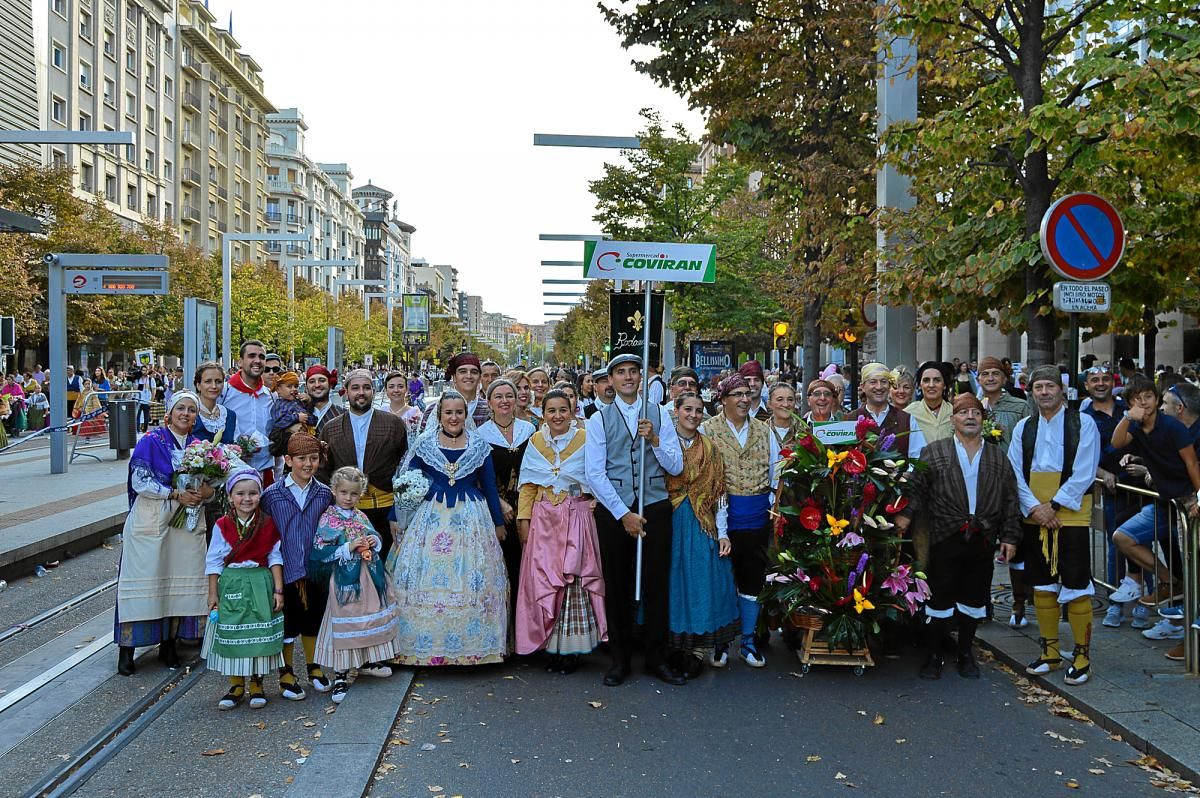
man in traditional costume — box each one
[220,340,275,484]
[1008,365,1101,685]
[898,394,1022,679]
[420,353,489,432]
[305,365,344,435]
[848,362,916,458]
[738,360,771,421]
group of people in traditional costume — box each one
[115,336,1160,704]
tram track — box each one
[0,579,118,646]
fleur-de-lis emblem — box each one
[627,310,644,331]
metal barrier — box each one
[69,390,142,463]
[1089,478,1198,674]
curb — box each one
[284,667,417,798]
[975,636,1200,784]
[0,515,125,582]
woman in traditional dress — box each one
[24,380,47,432]
[551,381,584,423]
[478,378,536,617]
[388,390,509,666]
[667,393,738,675]
[383,370,422,440]
[193,362,238,445]
[527,367,551,420]
[904,360,954,457]
[514,389,606,673]
[506,370,540,430]
[114,390,213,675]
[766,382,801,450]
[75,379,107,437]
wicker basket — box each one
[788,612,825,632]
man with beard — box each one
[304,365,345,435]
[220,340,275,483]
[738,360,771,421]
[848,362,915,458]
[420,353,489,432]
[584,367,614,419]
[1008,365,1101,686]
[317,369,408,556]
[897,394,1022,679]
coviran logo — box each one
[595,251,704,271]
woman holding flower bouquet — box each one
[114,391,213,676]
[387,390,510,666]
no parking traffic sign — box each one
[1039,193,1125,281]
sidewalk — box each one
[0,451,129,578]
[980,575,1200,783]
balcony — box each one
[286,212,303,225]
[216,185,228,199]
[182,56,201,76]
[217,221,228,233]
[182,205,201,223]
[181,167,201,186]
[265,210,281,223]
[217,114,228,131]
[182,91,200,111]
[181,130,200,150]
[268,179,305,197]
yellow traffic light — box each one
[840,329,859,344]
[773,321,789,338]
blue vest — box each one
[600,400,669,507]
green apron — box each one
[211,567,283,660]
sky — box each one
[221,0,703,325]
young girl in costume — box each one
[204,469,285,710]
[310,466,397,704]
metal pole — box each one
[1068,313,1080,407]
[635,279,652,601]
[221,237,232,369]
[48,260,67,474]
[285,252,295,368]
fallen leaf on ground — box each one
[587,701,603,709]
[458,762,469,768]
[201,749,225,757]
[807,755,822,762]
[376,763,396,775]
[390,738,411,746]
[873,713,885,726]
[251,721,266,730]
[1044,731,1084,746]
[1065,780,1079,789]
[1088,769,1105,775]
[303,721,316,728]
[511,758,521,764]
[428,787,443,793]
[895,739,906,744]
[835,772,847,780]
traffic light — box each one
[839,329,858,344]
[773,321,789,350]
[603,343,611,353]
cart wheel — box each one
[852,665,865,676]
[800,663,811,675]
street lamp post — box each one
[222,232,307,367]
[284,258,355,366]
[333,279,387,321]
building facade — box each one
[1,0,39,167]
[352,181,415,298]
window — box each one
[105,174,117,203]
[125,93,136,119]
[145,62,156,88]
[52,42,66,71]
[78,111,92,131]
[51,95,66,124]
[52,149,67,167]
[125,48,136,75]
[163,118,173,140]
[144,150,155,173]
[103,30,115,59]
[79,61,93,91]
[164,34,174,58]
[80,11,93,40]
[126,3,137,24]
[145,106,155,131]
[52,0,65,17]
[103,77,115,106]
[81,163,94,192]
[163,77,173,98]
[127,184,138,210]
[163,160,173,181]
[164,201,173,222]
[147,193,157,217]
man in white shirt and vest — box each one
[1008,364,1101,686]
[220,340,275,485]
[584,354,685,687]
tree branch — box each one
[1042,0,1113,54]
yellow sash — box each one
[357,483,394,510]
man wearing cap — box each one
[663,366,702,419]
[897,393,1022,680]
[317,369,408,557]
[584,367,613,420]
[305,365,344,435]
[584,354,685,687]
[701,373,777,668]
[738,360,770,421]
[849,363,917,458]
[220,339,275,484]
[1008,365,1100,686]
[977,357,1028,449]
[420,353,488,433]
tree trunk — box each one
[801,299,822,412]
[1142,308,1158,377]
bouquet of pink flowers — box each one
[169,440,243,530]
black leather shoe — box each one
[603,662,630,687]
[544,654,562,673]
[157,637,179,669]
[919,653,944,680]
[118,646,136,676]
[559,654,580,675]
[647,663,687,686]
[679,654,704,680]
[957,653,981,679]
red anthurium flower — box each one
[797,434,819,454]
[799,506,822,530]
[808,577,821,592]
[885,496,908,514]
[855,415,878,440]
[774,513,787,538]
[843,448,867,475]
[779,447,794,460]
[861,482,878,507]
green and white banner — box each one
[583,240,716,284]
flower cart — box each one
[763,416,929,675]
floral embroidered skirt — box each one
[386,496,509,666]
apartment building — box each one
[35,0,177,226]
[352,181,416,296]
[175,0,272,263]
[1,0,39,167]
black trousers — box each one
[282,578,328,640]
[728,524,770,596]
[926,533,995,614]
[596,499,673,669]
[362,506,394,560]
[499,520,522,619]
[1021,524,1091,591]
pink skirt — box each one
[515,495,607,655]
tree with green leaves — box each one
[877,0,1200,369]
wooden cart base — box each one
[794,627,875,676]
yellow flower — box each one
[826,514,849,536]
[990,428,1002,438]
[853,588,874,614]
[826,450,848,470]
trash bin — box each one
[108,399,137,459]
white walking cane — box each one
[634,280,653,602]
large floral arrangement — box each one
[762,415,930,651]
[169,440,243,530]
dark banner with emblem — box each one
[609,291,664,365]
